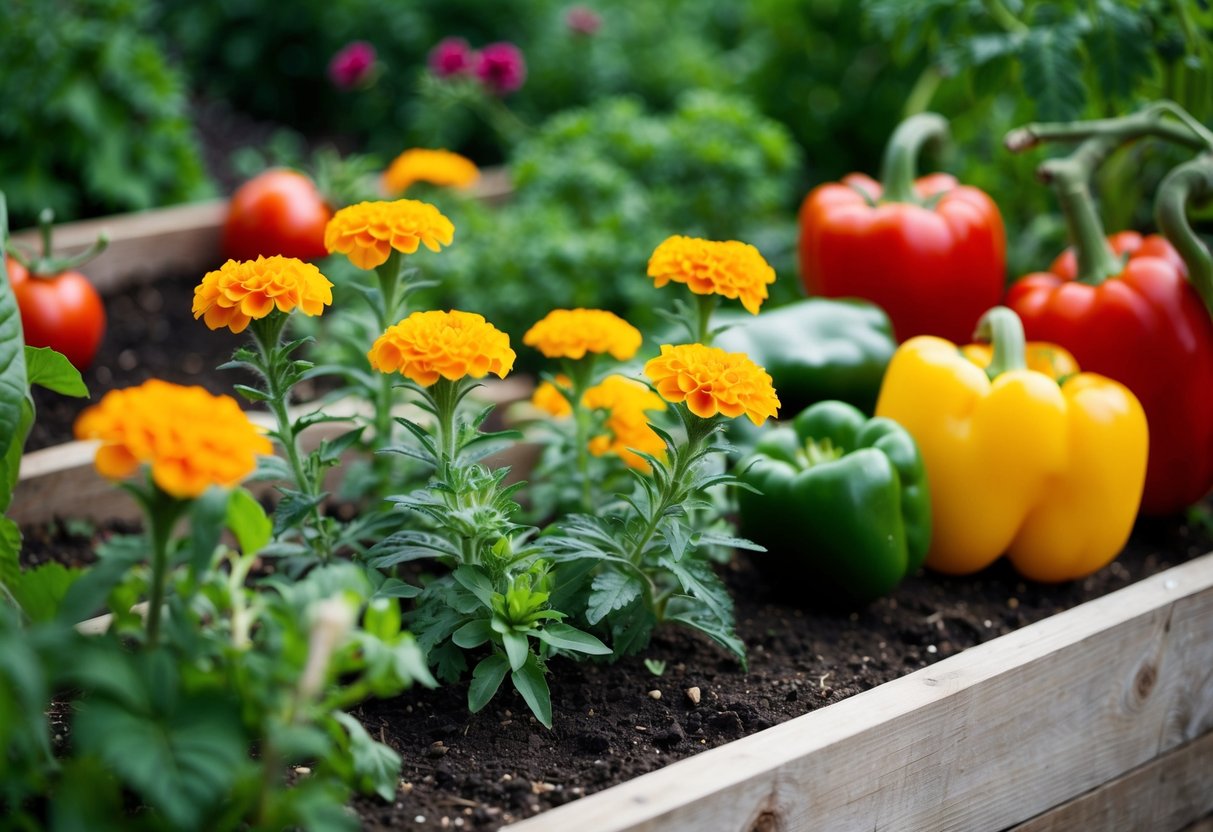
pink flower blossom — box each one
[474,42,527,96]
[566,7,602,36]
[328,41,377,90]
[428,37,475,78]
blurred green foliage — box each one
[408,91,803,365]
[0,0,211,227]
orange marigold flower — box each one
[383,148,480,194]
[193,256,333,334]
[583,375,667,471]
[644,343,780,425]
[531,374,573,419]
[74,379,271,499]
[368,310,515,387]
[523,308,642,361]
[647,235,776,315]
[324,199,455,270]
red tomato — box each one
[6,257,106,371]
[222,169,332,261]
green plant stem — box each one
[251,316,310,493]
[1004,101,1213,154]
[565,358,598,512]
[1155,155,1213,319]
[982,0,1029,34]
[879,112,949,204]
[626,409,712,566]
[371,252,410,465]
[1037,142,1125,285]
[904,66,944,118]
[694,294,717,346]
[144,488,187,646]
[431,378,461,481]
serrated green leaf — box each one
[226,487,272,554]
[23,346,87,397]
[536,622,611,655]
[586,569,643,625]
[1088,0,1153,103]
[1020,25,1086,121]
[657,553,733,625]
[332,711,401,802]
[430,640,468,684]
[10,561,81,622]
[468,653,510,712]
[664,594,747,668]
[511,653,552,729]
[273,489,326,535]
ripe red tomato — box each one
[223,169,332,261]
[6,256,106,371]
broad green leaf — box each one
[452,564,495,608]
[0,516,20,586]
[333,711,401,802]
[536,622,611,655]
[451,618,493,649]
[511,653,553,729]
[586,568,642,626]
[502,629,529,671]
[1020,25,1086,121]
[23,346,87,397]
[189,486,230,575]
[57,534,146,624]
[468,653,510,712]
[0,196,28,473]
[226,487,272,554]
[0,391,32,513]
[370,577,422,600]
[10,562,81,622]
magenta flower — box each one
[474,42,526,96]
[428,37,475,78]
[328,41,377,90]
[566,7,602,36]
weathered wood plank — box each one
[505,554,1213,832]
[1009,731,1213,832]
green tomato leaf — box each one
[333,711,401,802]
[468,653,510,713]
[536,622,611,656]
[1087,0,1153,104]
[1020,24,1086,121]
[586,568,642,626]
[226,487,272,554]
[511,653,553,729]
[23,346,87,397]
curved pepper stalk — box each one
[1155,154,1213,320]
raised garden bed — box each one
[11,202,1213,832]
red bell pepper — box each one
[798,113,1006,343]
[1005,156,1213,515]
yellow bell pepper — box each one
[875,306,1147,582]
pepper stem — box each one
[1155,155,1213,321]
[1038,153,1124,285]
[878,113,949,204]
[802,438,844,468]
[973,306,1028,379]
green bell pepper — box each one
[714,298,895,415]
[736,400,931,603]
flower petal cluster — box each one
[324,200,455,270]
[74,379,271,498]
[474,42,526,95]
[531,374,573,419]
[193,256,333,334]
[383,149,480,195]
[368,310,515,386]
[647,236,776,315]
[523,308,642,361]
[428,37,475,77]
[644,343,780,425]
[583,375,667,471]
[328,41,377,89]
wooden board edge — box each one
[504,553,1213,832]
[1008,730,1213,832]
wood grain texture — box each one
[505,554,1213,832]
[1010,731,1213,832]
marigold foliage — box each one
[522,308,642,361]
[74,379,271,499]
[647,235,776,315]
[644,343,780,425]
[368,309,515,387]
[582,375,666,471]
[531,374,572,419]
[383,148,480,194]
[192,256,333,334]
[324,199,455,270]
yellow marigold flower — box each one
[583,375,667,471]
[74,379,271,499]
[644,343,780,426]
[523,308,642,361]
[324,199,455,270]
[383,148,480,195]
[531,374,573,419]
[368,310,515,387]
[193,256,333,334]
[647,235,776,315]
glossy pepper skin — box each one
[798,113,1006,344]
[876,307,1147,582]
[1006,230,1213,516]
[713,298,895,414]
[736,400,931,603]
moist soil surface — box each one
[21,273,1213,830]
